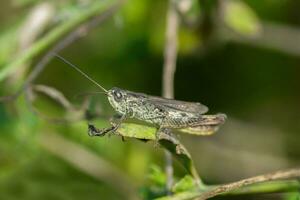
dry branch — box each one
[196,169,300,200]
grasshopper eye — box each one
[113,90,123,101]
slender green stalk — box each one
[0,0,118,81]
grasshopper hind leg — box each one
[155,127,184,154]
[154,127,177,147]
[153,127,165,148]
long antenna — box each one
[53,53,108,93]
[74,91,107,99]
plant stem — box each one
[162,0,180,193]
[0,0,120,82]
[196,168,300,200]
[157,169,300,200]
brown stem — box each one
[162,0,180,193]
[163,0,179,99]
[196,169,300,200]
[32,84,73,110]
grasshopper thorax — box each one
[107,87,128,115]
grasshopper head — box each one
[107,87,128,115]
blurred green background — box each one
[0,0,300,199]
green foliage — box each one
[142,168,200,200]
[0,153,124,200]
[172,175,197,193]
[118,123,156,140]
[0,0,300,200]
[0,0,118,82]
[0,25,20,66]
[223,0,261,37]
[284,192,300,200]
[148,165,167,187]
[140,165,167,200]
[117,123,202,184]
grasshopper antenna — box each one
[53,53,108,93]
[74,91,107,99]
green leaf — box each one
[140,165,167,199]
[284,191,300,200]
[223,0,261,37]
[0,0,119,82]
[172,175,197,193]
[117,123,203,186]
[0,25,20,66]
[148,165,167,187]
[178,28,199,55]
[118,122,156,140]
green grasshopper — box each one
[55,54,226,139]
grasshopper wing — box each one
[179,114,227,135]
[146,95,209,114]
[125,90,208,114]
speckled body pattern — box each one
[53,54,226,136]
[107,87,226,130]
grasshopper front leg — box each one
[88,114,126,137]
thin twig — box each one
[24,85,76,124]
[162,0,180,193]
[196,169,300,200]
[32,84,73,110]
[24,84,106,123]
[163,0,179,100]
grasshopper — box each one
[55,54,226,139]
